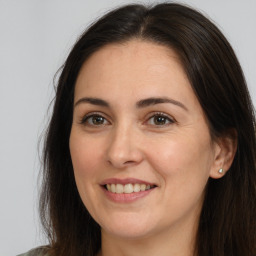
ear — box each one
[210,130,237,179]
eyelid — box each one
[80,112,111,125]
[144,112,176,126]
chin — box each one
[98,213,158,239]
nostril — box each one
[124,160,135,165]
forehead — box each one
[74,40,198,109]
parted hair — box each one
[40,2,256,256]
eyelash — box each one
[80,112,110,126]
[80,112,175,127]
[146,112,175,127]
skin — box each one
[69,40,235,256]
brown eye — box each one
[154,116,167,125]
[91,116,105,125]
[147,114,174,126]
[82,114,109,126]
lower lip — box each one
[101,186,155,203]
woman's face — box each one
[70,40,221,240]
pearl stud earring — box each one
[218,168,224,174]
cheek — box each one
[144,132,214,193]
[69,131,105,211]
[69,132,106,208]
[145,138,204,174]
[70,132,104,178]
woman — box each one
[19,2,256,256]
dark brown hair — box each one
[40,3,256,256]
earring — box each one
[218,168,224,174]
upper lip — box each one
[100,178,157,186]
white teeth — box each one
[140,184,146,191]
[134,184,141,192]
[105,183,154,193]
[110,184,116,193]
[116,184,124,194]
[124,184,133,193]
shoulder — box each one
[17,246,50,256]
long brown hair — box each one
[40,3,256,255]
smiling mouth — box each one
[103,183,157,194]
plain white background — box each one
[0,0,255,255]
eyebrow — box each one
[136,97,188,111]
[74,97,187,111]
[74,97,109,107]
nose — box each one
[106,124,143,169]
